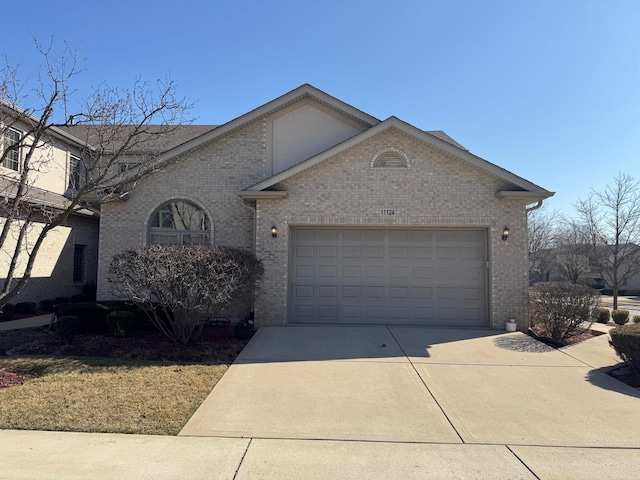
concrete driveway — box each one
[178,325,640,478]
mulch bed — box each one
[0,369,41,388]
[527,326,601,348]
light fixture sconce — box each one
[501,226,510,241]
[271,225,278,238]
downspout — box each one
[526,200,544,213]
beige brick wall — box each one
[97,121,531,331]
[96,120,269,302]
[254,128,530,329]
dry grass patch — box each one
[0,325,249,435]
[0,356,228,435]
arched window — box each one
[149,200,210,246]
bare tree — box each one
[553,221,593,285]
[527,205,558,283]
[0,40,192,307]
[576,173,640,309]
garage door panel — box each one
[295,229,315,241]
[413,247,432,259]
[318,285,338,298]
[343,265,361,277]
[365,246,384,259]
[389,306,409,318]
[389,247,409,259]
[342,305,362,318]
[364,305,385,319]
[295,305,314,318]
[318,230,339,241]
[389,266,409,278]
[342,286,361,298]
[365,286,385,299]
[413,266,435,279]
[413,287,433,299]
[342,247,361,258]
[296,246,314,257]
[318,265,338,278]
[389,286,409,299]
[318,305,338,319]
[295,285,314,298]
[295,265,314,278]
[365,266,385,279]
[289,228,487,326]
[365,230,386,242]
[343,230,363,242]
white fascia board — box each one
[495,190,555,200]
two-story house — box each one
[0,102,99,305]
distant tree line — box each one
[528,172,640,310]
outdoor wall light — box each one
[501,226,510,241]
[271,225,278,238]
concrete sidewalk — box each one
[0,313,52,331]
[3,326,640,479]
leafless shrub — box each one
[529,282,600,343]
[108,245,263,344]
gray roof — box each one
[56,124,218,153]
[425,130,467,150]
[0,176,97,217]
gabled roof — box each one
[239,116,554,200]
[147,84,382,163]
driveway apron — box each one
[180,325,640,449]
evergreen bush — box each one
[611,310,630,326]
[596,308,610,324]
[52,315,80,344]
[609,324,640,379]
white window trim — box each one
[2,127,22,171]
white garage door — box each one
[289,228,487,326]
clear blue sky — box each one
[2,0,639,217]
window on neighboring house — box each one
[73,244,86,283]
[2,127,21,171]
[69,155,82,191]
[149,200,210,246]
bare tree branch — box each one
[575,172,640,309]
[0,40,193,306]
[527,205,559,283]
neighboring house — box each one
[92,84,553,329]
[531,243,640,293]
[0,104,99,304]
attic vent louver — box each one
[372,151,408,168]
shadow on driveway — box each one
[586,366,640,398]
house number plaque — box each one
[380,209,396,216]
